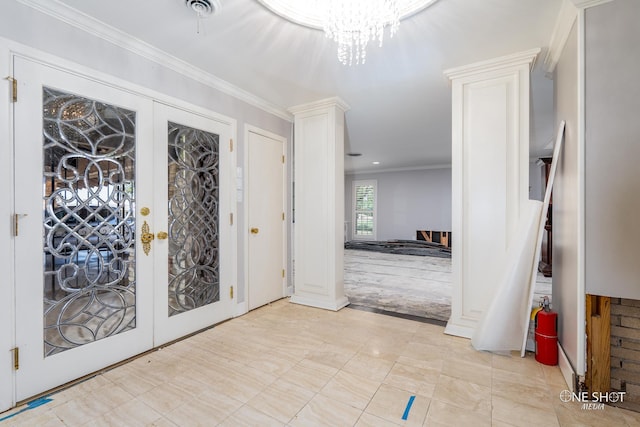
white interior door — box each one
[152,102,234,346]
[13,57,155,400]
[247,128,286,310]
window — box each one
[352,180,377,240]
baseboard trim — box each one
[558,343,577,392]
[290,295,350,312]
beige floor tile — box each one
[208,371,273,404]
[113,372,164,397]
[356,412,402,427]
[492,395,560,427]
[396,355,444,372]
[219,405,285,427]
[290,394,363,427]
[12,301,640,427]
[137,382,195,415]
[383,362,440,395]
[320,370,382,410]
[424,399,491,427]
[305,343,356,369]
[401,342,448,365]
[492,352,544,378]
[246,350,299,376]
[553,400,630,427]
[540,363,569,389]
[491,363,548,389]
[51,374,114,402]
[281,359,339,392]
[147,417,179,427]
[51,397,113,427]
[343,352,396,382]
[164,394,237,426]
[490,420,518,427]
[444,342,493,367]
[100,399,164,426]
[246,378,315,423]
[441,358,491,387]
[164,369,217,397]
[621,408,640,426]
[365,384,430,426]
[358,338,409,362]
[431,375,491,416]
[492,373,555,410]
[2,409,64,427]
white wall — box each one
[345,163,544,242]
[345,168,452,241]
[584,0,640,299]
[0,1,293,305]
[529,160,545,202]
[553,18,583,376]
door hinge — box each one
[6,77,17,102]
[14,213,27,236]
[230,286,234,299]
[282,269,285,278]
[230,213,233,225]
[282,155,285,164]
[12,347,19,370]
[230,139,234,152]
[282,212,285,221]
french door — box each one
[12,57,233,401]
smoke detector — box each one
[185,0,221,18]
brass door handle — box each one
[250,227,259,234]
[141,221,154,256]
[157,231,168,240]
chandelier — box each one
[324,1,400,66]
[257,0,438,66]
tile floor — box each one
[2,299,639,426]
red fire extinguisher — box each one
[535,296,558,366]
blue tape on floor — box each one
[0,397,53,422]
[402,395,416,421]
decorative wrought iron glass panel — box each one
[167,122,220,316]
[42,87,136,356]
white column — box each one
[444,49,540,338]
[289,97,350,311]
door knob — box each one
[157,231,168,240]
[250,227,259,234]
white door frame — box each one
[0,40,17,414]
[242,124,288,314]
[0,38,237,411]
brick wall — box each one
[611,298,640,412]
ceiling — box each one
[53,0,562,173]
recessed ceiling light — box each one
[372,161,380,165]
[347,153,362,157]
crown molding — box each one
[443,48,541,81]
[544,0,615,74]
[570,0,614,8]
[288,97,350,115]
[543,0,578,74]
[16,0,293,122]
